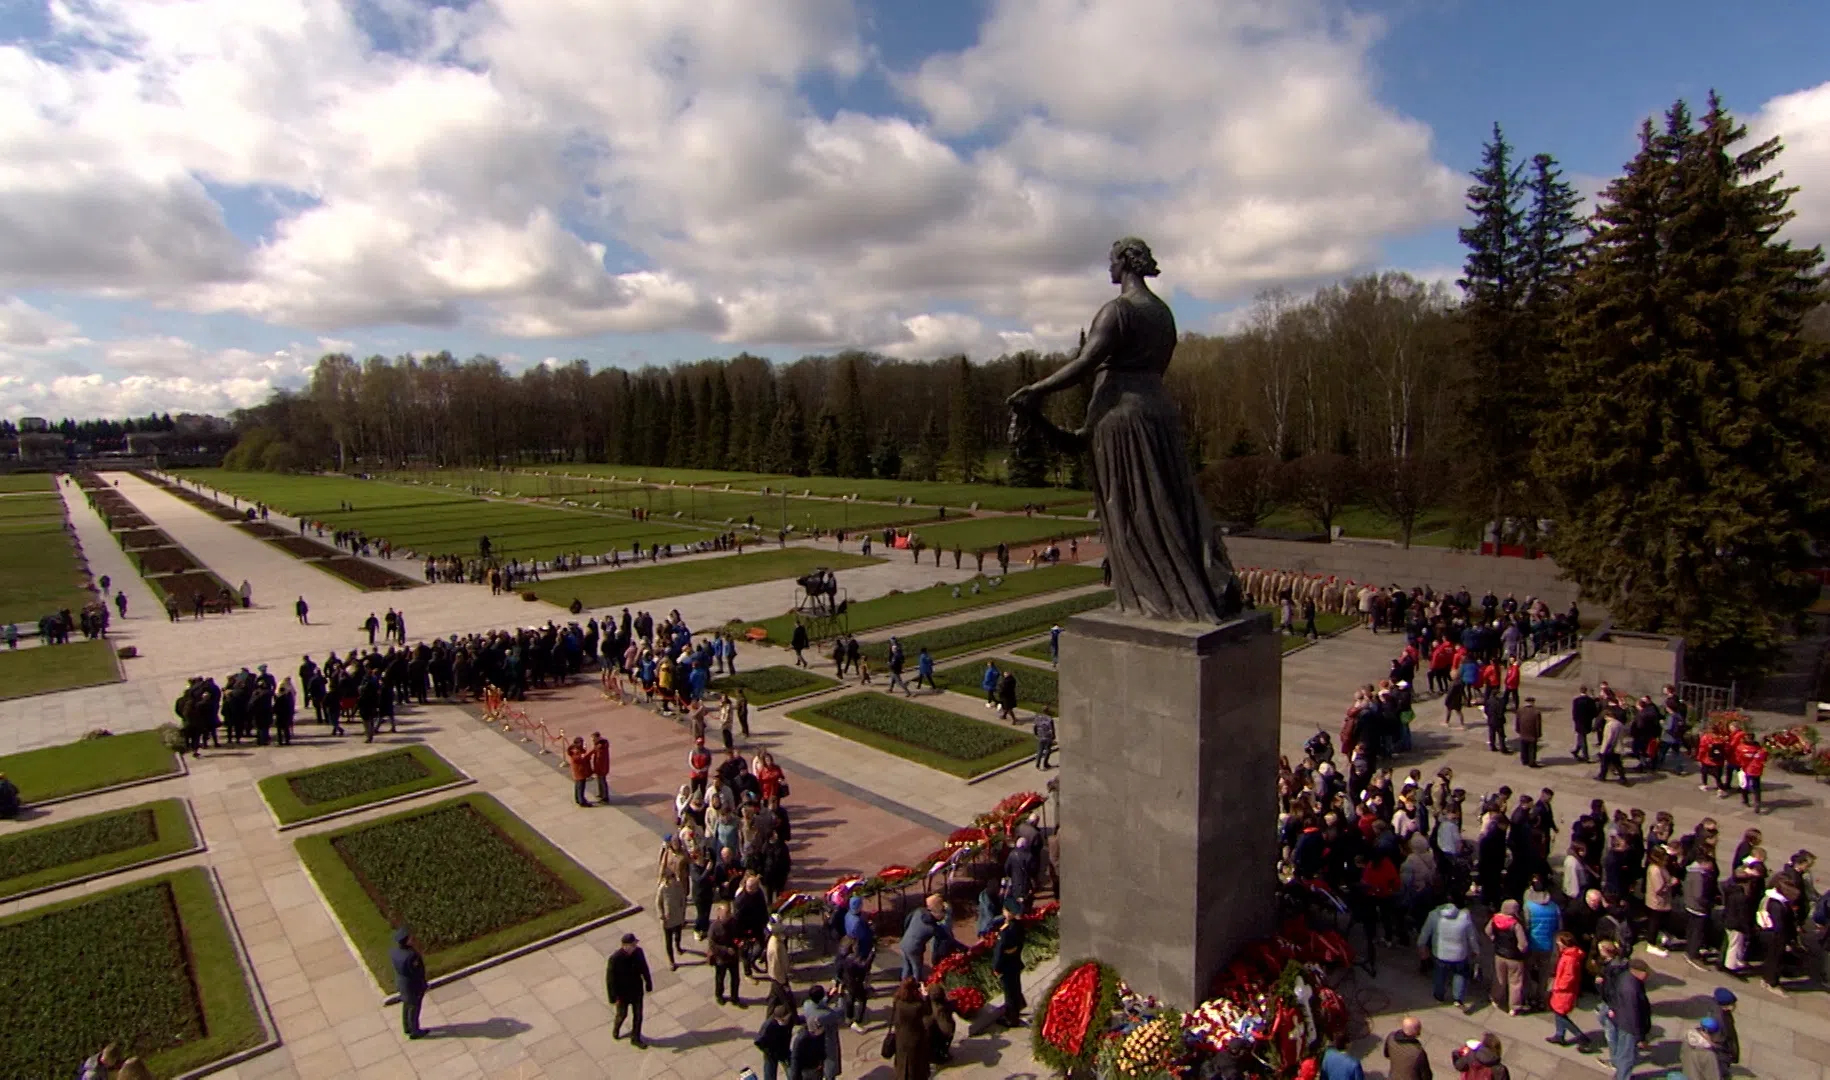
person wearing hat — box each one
[565,736,593,807]
[1514,696,1543,768]
[389,926,428,1039]
[1709,988,1739,1067]
[607,932,654,1047]
[1679,1014,1730,1080]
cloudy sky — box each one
[2,0,1827,420]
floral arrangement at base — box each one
[1762,724,1819,762]
[946,985,987,1018]
[1810,748,1830,779]
[1034,959,1124,1074]
[1703,709,1755,737]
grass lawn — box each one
[0,493,62,519]
[563,548,879,610]
[1255,503,1464,548]
[296,793,627,987]
[709,665,839,706]
[180,469,708,561]
[256,745,467,826]
[0,729,179,804]
[0,474,56,492]
[0,867,264,1078]
[902,515,1097,553]
[788,692,1033,777]
[523,465,783,487]
[0,640,122,701]
[748,563,1102,644]
[0,798,197,900]
[862,590,1114,663]
[1012,640,1054,663]
[0,517,95,626]
[935,659,1058,713]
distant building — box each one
[18,417,49,433]
[17,432,65,462]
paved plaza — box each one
[3,472,1827,1079]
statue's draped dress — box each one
[1086,290,1237,623]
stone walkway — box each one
[4,479,1827,1079]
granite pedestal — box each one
[1056,606,1280,1007]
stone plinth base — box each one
[1056,606,1280,1007]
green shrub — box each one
[291,750,430,805]
[936,660,1058,713]
[0,869,263,1078]
[257,744,465,826]
[0,799,196,901]
[710,665,838,705]
[296,794,627,985]
[863,591,1112,662]
[790,693,1031,777]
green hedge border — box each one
[787,692,1033,778]
[0,729,181,805]
[709,665,840,706]
[256,744,470,827]
[295,792,628,989]
[0,797,199,902]
[0,867,268,1078]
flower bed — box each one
[137,546,202,575]
[295,793,626,986]
[258,745,465,825]
[710,664,839,705]
[861,590,1113,663]
[936,659,1058,712]
[787,692,1032,777]
[0,798,197,900]
[0,868,265,1078]
[312,555,424,591]
[116,527,173,550]
[234,520,292,540]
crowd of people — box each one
[1279,726,1825,1080]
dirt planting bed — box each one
[149,571,234,609]
[270,536,333,558]
[235,521,291,540]
[117,528,173,550]
[313,556,423,591]
[135,548,200,576]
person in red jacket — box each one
[1502,660,1523,713]
[687,737,712,797]
[565,737,592,807]
[589,731,612,804]
[1430,640,1455,694]
[1735,740,1767,813]
[1545,931,1589,1049]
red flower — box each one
[947,986,986,1016]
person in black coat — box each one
[993,915,1028,1026]
[607,933,654,1048]
[389,926,429,1039]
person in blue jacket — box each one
[981,661,1002,708]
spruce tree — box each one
[872,420,903,479]
[945,356,983,482]
[1536,94,1830,679]
[707,369,733,470]
[914,411,945,482]
[836,356,871,479]
[1005,354,1051,487]
[809,410,840,476]
[1455,123,1531,533]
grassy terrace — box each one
[563,548,879,610]
[296,793,627,987]
[899,514,1097,553]
[0,639,122,700]
[709,665,839,706]
[0,491,94,626]
[747,563,1102,643]
[0,473,56,492]
[935,659,1058,713]
[0,798,197,900]
[180,468,707,561]
[788,692,1033,777]
[257,745,468,826]
[860,590,1114,663]
[1255,504,1464,548]
[526,465,1093,512]
[0,729,180,803]
[0,868,264,1078]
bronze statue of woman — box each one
[1006,237,1241,624]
